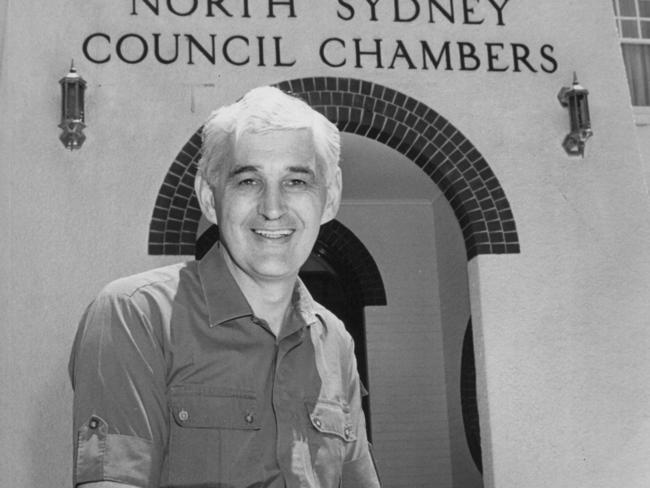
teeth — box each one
[254,229,293,239]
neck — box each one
[221,248,296,336]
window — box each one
[613,0,650,106]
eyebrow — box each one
[287,166,316,176]
[228,165,316,177]
[229,165,259,177]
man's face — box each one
[206,128,339,285]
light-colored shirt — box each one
[69,243,380,487]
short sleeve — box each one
[69,286,168,488]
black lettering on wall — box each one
[487,0,510,26]
[257,36,266,66]
[353,38,383,68]
[320,37,347,67]
[116,33,149,63]
[512,43,536,72]
[131,0,159,15]
[207,0,234,17]
[428,0,454,23]
[388,40,417,69]
[421,40,452,70]
[223,35,250,65]
[167,0,199,16]
[153,33,181,63]
[83,33,111,63]
[268,0,296,18]
[394,0,420,22]
[336,0,355,20]
[458,41,479,70]
[366,0,381,21]
[186,34,217,64]
[273,36,296,66]
[540,44,558,73]
[485,42,508,72]
[462,0,484,25]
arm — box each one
[69,286,168,488]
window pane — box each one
[622,44,650,105]
[642,20,650,37]
[640,0,650,16]
[620,0,637,15]
[622,19,640,37]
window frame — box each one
[613,0,650,121]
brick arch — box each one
[148,76,519,261]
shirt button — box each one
[89,418,99,429]
[178,409,189,422]
[245,412,255,424]
[313,417,322,429]
[344,426,352,439]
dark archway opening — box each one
[461,319,483,474]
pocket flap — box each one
[305,400,356,442]
[170,386,260,430]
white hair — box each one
[198,86,340,186]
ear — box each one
[321,166,342,225]
[194,173,219,225]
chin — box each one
[250,262,299,281]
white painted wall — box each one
[636,122,650,186]
[433,196,482,488]
[338,201,454,488]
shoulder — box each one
[85,261,199,322]
[74,262,197,354]
[311,301,354,349]
[100,261,193,299]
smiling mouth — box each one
[253,229,294,240]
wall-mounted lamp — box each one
[557,73,592,157]
[59,61,86,150]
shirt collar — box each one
[198,242,253,327]
[292,278,319,327]
[197,242,320,329]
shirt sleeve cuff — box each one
[75,415,154,488]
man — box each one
[69,86,381,488]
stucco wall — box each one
[637,123,650,186]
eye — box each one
[238,177,259,186]
[286,178,308,187]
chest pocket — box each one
[170,385,261,429]
[303,400,356,486]
[165,386,261,486]
[306,400,356,442]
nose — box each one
[258,183,287,220]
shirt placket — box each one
[273,327,314,487]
